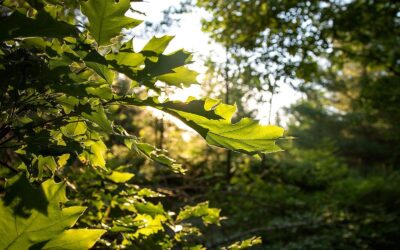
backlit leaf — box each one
[106,51,145,68]
[84,51,115,84]
[135,142,185,173]
[177,201,220,225]
[82,106,113,133]
[81,0,142,46]
[134,202,165,218]
[139,50,193,79]
[226,236,262,250]
[61,120,87,138]
[106,171,135,183]
[142,35,174,55]
[157,66,199,87]
[80,139,107,169]
[37,155,57,175]
[124,97,284,155]
[0,175,104,249]
[133,214,166,238]
[43,229,105,250]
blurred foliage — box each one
[149,0,400,249]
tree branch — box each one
[0,160,18,174]
[207,219,325,249]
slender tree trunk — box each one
[268,83,275,125]
[224,48,232,184]
[155,117,164,150]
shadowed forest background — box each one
[0,0,399,249]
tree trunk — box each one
[224,48,232,184]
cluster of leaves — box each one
[0,175,105,249]
[0,0,284,249]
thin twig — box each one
[207,219,326,249]
[0,160,18,174]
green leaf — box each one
[80,139,107,169]
[177,201,220,225]
[227,236,262,250]
[23,130,83,157]
[57,96,79,114]
[139,50,193,79]
[137,188,165,198]
[168,98,284,154]
[84,51,115,84]
[42,229,105,250]
[134,202,165,218]
[133,214,166,237]
[85,85,113,100]
[142,35,174,55]
[0,175,104,249]
[81,106,113,133]
[106,171,134,183]
[81,0,142,46]
[0,11,78,41]
[204,117,284,155]
[124,97,285,155]
[135,142,185,173]
[37,155,58,175]
[61,120,87,138]
[157,66,199,87]
[106,51,145,68]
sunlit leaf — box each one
[0,175,104,249]
[134,202,165,218]
[42,229,105,250]
[106,52,145,68]
[142,35,174,55]
[37,155,57,175]
[106,171,134,183]
[80,139,107,169]
[84,51,115,84]
[81,0,142,46]
[137,188,165,198]
[61,120,87,138]
[157,66,199,87]
[124,97,284,155]
[81,106,113,133]
[135,142,185,173]
[133,214,167,238]
[177,201,220,225]
[226,236,262,250]
[85,86,113,100]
